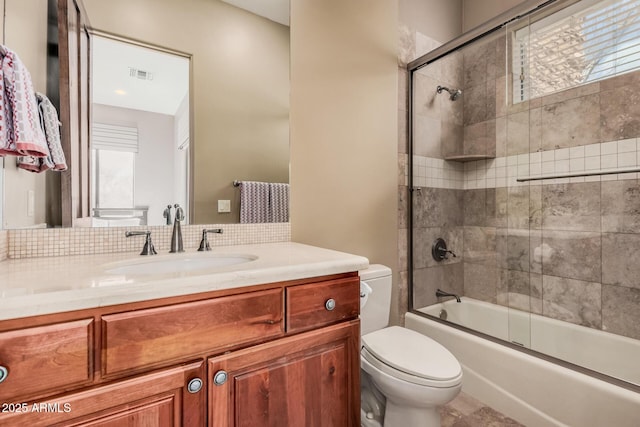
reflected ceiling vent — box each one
[128,67,154,81]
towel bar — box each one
[516,166,640,182]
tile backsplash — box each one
[0,230,7,261]
[5,223,291,259]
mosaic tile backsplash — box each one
[0,231,7,261]
[5,223,291,259]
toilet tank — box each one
[359,264,392,336]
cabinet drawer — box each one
[0,319,93,401]
[0,361,205,427]
[102,288,283,376]
[286,277,359,333]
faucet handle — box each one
[198,228,223,251]
[174,204,185,222]
[125,231,158,256]
[432,238,456,261]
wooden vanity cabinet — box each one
[0,273,361,427]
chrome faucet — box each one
[436,288,461,303]
[198,228,223,251]
[125,231,157,256]
[170,204,185,253]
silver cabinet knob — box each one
[213,370,228,386]
[325,298,336,311]
[187,377,203,393]
[0,366,7,384]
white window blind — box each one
[513,0,640,102]
[91,123,139,152]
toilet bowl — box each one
[360,265,462,427]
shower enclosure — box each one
[408,0,640,390]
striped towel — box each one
[0,46,49,158]
[269,183,289,223]
[239,181,270,224]
[37,92,66,170]
[17,93,67,173]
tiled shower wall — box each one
[410,31,640,341]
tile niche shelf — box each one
[444,154,496,162]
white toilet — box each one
[360,265,462,427]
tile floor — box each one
[440,392,525,427]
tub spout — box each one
[436,288,461,303]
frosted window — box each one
[513,0,640,102]
[93,150,135,208]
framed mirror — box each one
[0,0,290,229]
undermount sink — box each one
[105,253,257,276]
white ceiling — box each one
[221,0,290,26]
[91,1,288,115]
[92,36,190,116]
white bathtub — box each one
[406,298,640,427]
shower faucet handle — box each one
[432,238,456,261]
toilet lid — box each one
[362,326,461,382]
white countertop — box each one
[0,242,369,321]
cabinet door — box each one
[209,321,360,427]
[0,361,205,427]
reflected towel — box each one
[17,93,67,173]
[269,183,289,223]
[239,181,270,224]
[0,45,49,157]
[37,92,66,170]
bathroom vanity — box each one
[0,242,367,426]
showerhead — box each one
[437,85,462,101]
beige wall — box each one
[2,0,48,228]
[83,0,289,224]
[400,0,462,44]
[462,0,528,32]
[290,0,399,318]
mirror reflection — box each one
[0,0,290,229]
[88,34,190,227]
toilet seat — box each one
[361,326,462,388]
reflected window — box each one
[91,122,139,209]
[92,149,135,209]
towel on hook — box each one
[17,92,67,172]
[269,183,289,223]
[0,45,49,158]
[239,181,270,224]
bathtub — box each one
[406,298,640,427]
